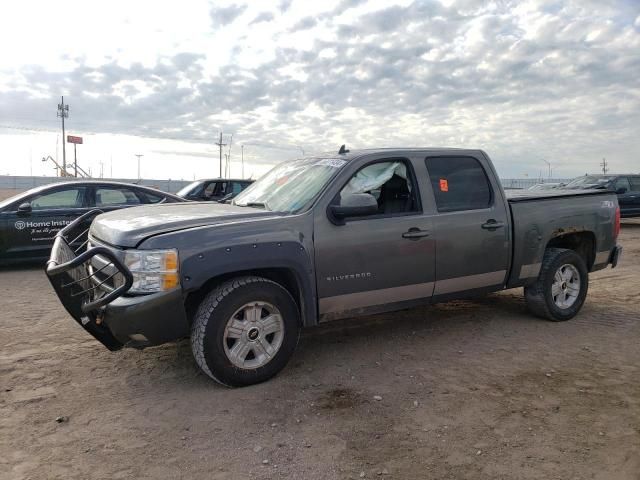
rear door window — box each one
[143,191,165,203]
[95,187,142,207]
[425,156,492,212]
[628,177,640,192]
[231,182,245,194]
[614,177,631,193]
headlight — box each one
[124,249,179,294]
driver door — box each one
[313,157,436,319]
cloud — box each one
[1,0,640,176]
[279,0,292,13]
[290,16,317,31]
[210,4,247,28]
[250,11,275,25]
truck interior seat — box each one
[378,174,412,214]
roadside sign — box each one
[67,135,83,144]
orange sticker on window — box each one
[439,178,449,192]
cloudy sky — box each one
[1,0,639,180]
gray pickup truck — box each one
[47,148,622,387]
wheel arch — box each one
[546,231,596,270]
[185,267,316,327]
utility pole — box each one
[215,132,226,178]
[57,96,69,175]
[135,154,143,179]
[600,158,608,174]
[227,134,233,179]
[543,159,552,179]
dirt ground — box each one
[1,223,639,480]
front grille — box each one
[88,240,126,294]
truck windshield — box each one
[233,157,346,213]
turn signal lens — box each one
[162,273,179,290]
[614,206,620,239]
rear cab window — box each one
[425,156,493,212]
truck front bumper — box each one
[45,210,189,351]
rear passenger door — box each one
[425,155,510,297]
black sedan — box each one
[0,181,183,265]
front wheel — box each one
[524,248,589,321]
[190,276,300,387]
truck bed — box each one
[506,188,618,289]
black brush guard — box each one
[45,209,133,350]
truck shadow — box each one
[135,292,538,389]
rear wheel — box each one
[525,248,589,321]
[190,276,300,387]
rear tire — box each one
[190,276,300,387]
[524,248,589,321]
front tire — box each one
[524,248,589,321]
[190,276,300,387]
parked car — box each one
[177,178,253,202]
[562,174,640,218]
[0,181,183,265]
[46,148,621,387]
[528,182,565,191]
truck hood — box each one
[90,202,279,247]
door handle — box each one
[481,220,505,230]
[402,228,430,239]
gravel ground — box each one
[1,222,639,480]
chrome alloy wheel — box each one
[223,301,285,369]
[552,264,581,309]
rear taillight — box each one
[614,206,620,239]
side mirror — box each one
[616,187,627,194]
[329,193,378,223]
[17,202,32,214]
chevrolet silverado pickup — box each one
[46,148,622,387]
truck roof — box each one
[324,147,486,161]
